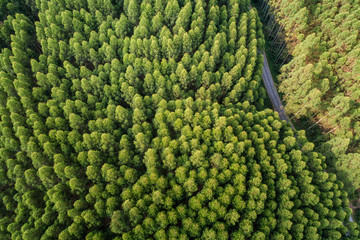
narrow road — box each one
[249,4,294,129]
[261,52,295,130]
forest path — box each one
[249,4,295,129]
[261,52,295,130]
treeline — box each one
[257,0,360,195]
[0,0,359,239]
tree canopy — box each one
[257,0,360,199]
[0,0,358,239]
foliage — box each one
[259,0,360,196]
[0,0,358,239]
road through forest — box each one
[252,3,356,224]
[248,4,294,129]
[260,47,357,223]
[261,52,295,130]
[249,5,295,130]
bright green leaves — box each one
[164,0,180,27]
[0,0,355,239]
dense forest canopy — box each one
[0,0,359,239]
[258,0,360,195]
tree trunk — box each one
[271,25,283,46]
[261,0,266,10]
[267,15,274,29]
[327,127,337,134]
[270,17,278,34]
[275,42,286,60]
[308,106,339,130]
[261,1,269,11]
[287,23,299,40]
[302,111,319,126]
[264,5,271,21]
[291,100,311,119]
[280,51,290,65]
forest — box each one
[0,0,359,239]
[256,0,360,218]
